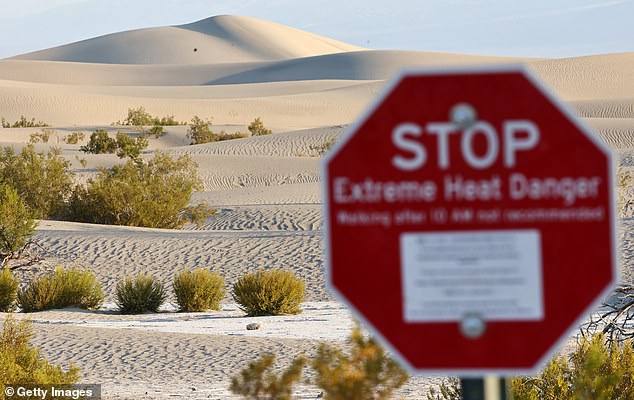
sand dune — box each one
[11,15,362,65]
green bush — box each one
[232,270,305,316]
[309,137,337,157]
[1,116,49,128]
[312,325,410,400]
[28,128,53,144]
[230,353,307,400]
[64,131,85,145]
[248,117,272,136]
[17,267,104,312]
[511,334,634,400]
[68,153,211,228]
[115,132,148,160]
[187,116,215,144]
[119,107,183,127]
[116,275,166,314]
[0,184,37,260]
[216,131,248,141]
[0,268,18,312]
[173,269,225,312]
[0,315,79,395]
[147,125,165,138]
[0,145,73,219]
[80,129,117,154]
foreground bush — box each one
[313,325,409,400]
[17,267,104,312]
[248,117,272,136]
[230,353,307,400]
[232,270,305,316]
[0,145,73,219]
[173,269,225,312]
[116,275,166,314]
[68,153,211,228]
[0,184,37,260]
[0,315,79,394]
[0,269,18,312]
[511,334,634,399]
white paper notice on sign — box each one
[400,230,543,323]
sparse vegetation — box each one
[64,131,85,144]
[0,145,73,219]
[80,129,117,154]
[309,137,337,157]
[117,106,183,127]
[68,153,212,228]
[17,267,104,312]
[312,325,410,400]
[1,116,49,128]
[173,269,225,312]
[0,184,37,262]
[232,270,305,316]
[216,130,248,141]
[28,128,54,144]
[230,353,307,400]
[0,315,80,394]
[115,132,148,160]
[427,378,461,400]
[511,334,634,400]
[248,117,272,136]
[116,275,166,314]
[80,130,148,159]
[147,125,165,138]
[187,116,215,144]
[0,268,19,312]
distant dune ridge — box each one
[1,14,634,399]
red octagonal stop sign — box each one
[323,65,617,375]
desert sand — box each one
[1,14,633,399]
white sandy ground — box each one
[1,14,634,399]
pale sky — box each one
[0,0,632,59]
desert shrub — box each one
[0,315,80,394]
[173,269,225,312]
[427,378,461,400]
[248,117,272,136]
[28,128,53,144]
[230,353,307,400]
[511,334,634,399]
[0,268,19,312]
[119,107,183,127]
[312,325,409,400]
[0,184,37,260]
[115,132,148,160]
[67,153,211,228]
[1,116,49,128]
[309,137,337,157]
[0,145,73,219]
[80,129,117,154]
[64,131,85,144]
[216,131,249,141]
[147,125,164,138]
[187,116,215,144]
[17,267,104,312]
[232,270,305,316]
[116,275,166,314]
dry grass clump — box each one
[232,269,305,316]
[173,269,225,312]
[116,275,166,314]
[17,267,104,312]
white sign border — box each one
[321,63,619,377]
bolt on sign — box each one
[323,65,617,375]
